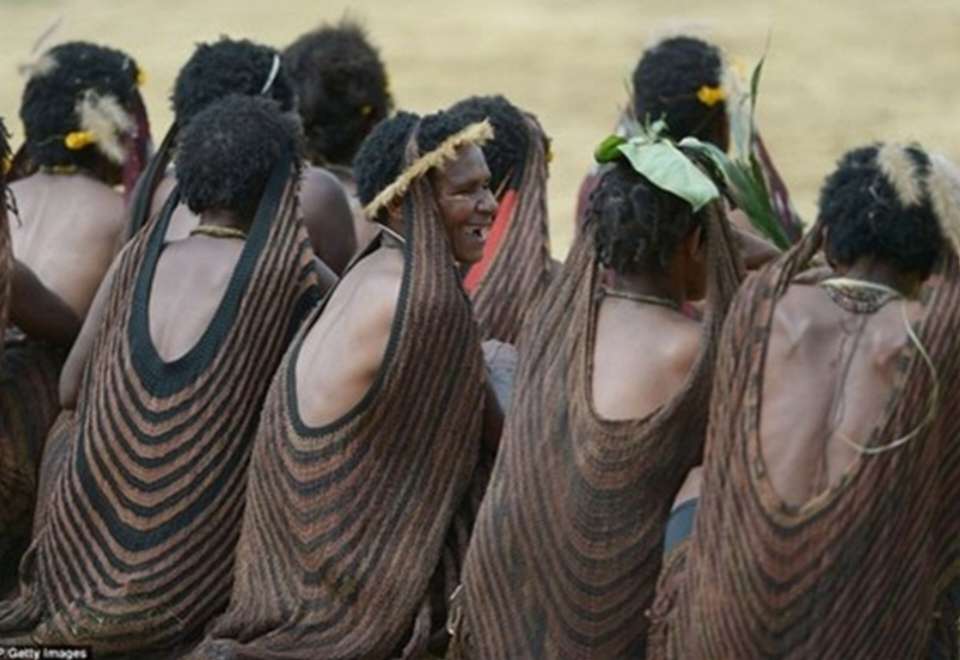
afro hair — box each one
[447,94,531,192]
[819,144,943,276]
[632,36,725,145]
[172,37,296,128]
[416,107,483,157]
[174,95,304,224]
[283,19,393,168]
[590,159,704,275]
[20,41,142,170]
[353,111,420,219]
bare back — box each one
[759,283,921,507]
[592,298,701,421]
[10,172,125,318]
[294,242,402,427]
[147,236,244,361]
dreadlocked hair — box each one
[353,111,420,223]
[632,36,725,145]
[819,143,944,277]
[172,37,295,127]
[20,41,141,171]
[590,159,704,275]
[283,19,392,167]
[175,95,304,226]
[447,94,532,192]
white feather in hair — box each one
[927,153,960,255]
[75,90,134,164]
[877,143,923,207]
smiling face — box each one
[430,144,497,264]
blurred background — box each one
[1,0,958,255]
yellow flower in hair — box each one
[696,85,726,107]
[64,130,96,150]
[2,157,11,175]
[136,67,147,87]
[361,104,373,117]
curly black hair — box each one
[20,41,141,170]
[590,159,704,274]
[632,36,725,145]
[447,95,531,192]
[283,19,392,168]
[819,144,943,275]
[417,107,482,157]
[174,95,304,225]
[172,37,296,128]
[353,111,420,218]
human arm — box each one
[728,209,782,270]
[10,260,81,347]
[299,167,358,276]
[58,256,118,409]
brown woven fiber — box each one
[456,199,742,659]
[650,224,960,658]
[467,114,553,344]
[0,155,321,654]
[192,131,489,659]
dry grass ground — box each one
[1,0,958,255]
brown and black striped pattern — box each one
[457,203,742,659]
[0,158,321,654]
[653,225,960,659]
[467,115,553,345]
[0,331,63,593]
[192,139,488,660]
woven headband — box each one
[363,119,495,219]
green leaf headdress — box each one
[594,118,721,213]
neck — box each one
[605,269,685,307]
[198,209,246,231]
[838,258,918,297]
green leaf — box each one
[594,134,627,163]
[749,54,765,128]
[679,136,791,249]
[617,139,720,212]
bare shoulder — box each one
[75,177,126,233]
[351,249,403,327]
[770,283,829,344]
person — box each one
[284,18,393,253]
[0,42,148,590]
[192,108,503,659]
[128,37,351,279]
[648,143,960,659]
[0,95,322,654]
[452,95,557,345]
[574,36,793,264]
[451,134,743,658]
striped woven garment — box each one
[0,155,321,653]
[651,225,960,659]
[464,115,553,344]
[456,202,742,659]
[192,138,488,660]
[0,330,63,585]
